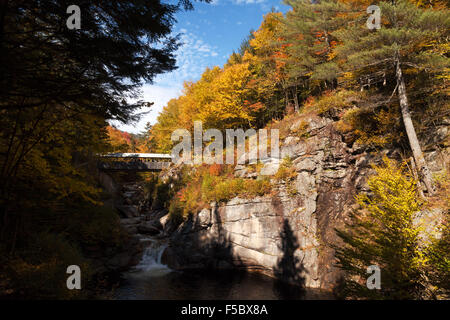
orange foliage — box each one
[208,164,223,176]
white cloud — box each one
[233,0,266,4]
[232,0,273,11]
[111,85,182,133]
[115,30,219,133]
[175,31,218,77]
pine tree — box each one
[0,0,208,196]
[334,0,450,194]
[277,0,347,108]
[0,0,209,252]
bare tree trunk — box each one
[395,56,435,194]
[285,89,289,110]
[293,86,299,113]
[410,157,425,199]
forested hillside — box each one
[143,0,449,299]
[107,125,151,153]
[148,0,448,189]
[0,0,448,300]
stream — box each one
[110,237,333,300]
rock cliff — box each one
[162,115,448,290]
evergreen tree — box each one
[0,0,208,251]
[334,0,450,194]
[0,0,208,191]
[277,0,347,111]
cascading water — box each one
[130,238,171,277]
[113,238,332,300]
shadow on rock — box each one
[163,205,242,272]
[273,218,306,299]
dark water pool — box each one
[105,239,333,300]
[110,268,333,300]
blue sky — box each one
[115,0,289,133]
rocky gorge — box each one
[100,114,448,293]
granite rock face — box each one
[163,114,448,290]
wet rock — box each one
[159,213,170,228]
[120,217,141,225]
[85,234,143,274]
[106,251,131,270]
[123,225,138,234]
[137,222,161,235]
[116,205,139,218]
[217,260,233,269]
[161,246,179,268]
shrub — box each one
[304,90,364,117]
[208,164,224,176]
[274,157,297,182]
[168,198,185,226]
[243,177,272,197]
[182,179,206,216]
[67,205,127,248]
[425,219,450,298]
[335,157,432,299]
[5,233,90,299]
[152,179,173,209]
[336,105,400,147]
[247,161,265,174]
[290,120,310,139]
[165,164,274,223]
[286,184,299,197]
[200,173,218,202]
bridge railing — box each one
[99,153,172,161]
[97,153,173,171]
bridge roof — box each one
[101,152,172,159]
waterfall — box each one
[132,238,171,277]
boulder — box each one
[116,205,139,218]
[120,217,141,225]
[196,208,212,227]
[137,221,161,235]
[293,157,316,172]
[259,161,280,176]
[159,213,170,228]
[284,136,300,145]
[106,251,131,270]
